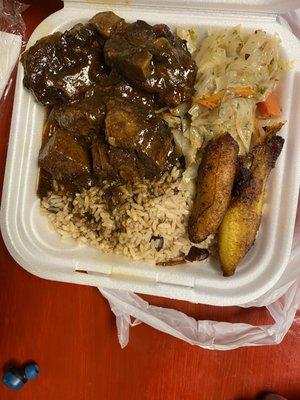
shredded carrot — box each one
[192,90,225,110]
[192,87,255,110]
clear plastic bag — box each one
[0,0,27,108]
[100,243,300,349]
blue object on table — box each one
[2,368,27,390]
[24,363,40,380]
[2,362,39,390]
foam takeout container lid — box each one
[1,0,300,306]
[63,0,300,14]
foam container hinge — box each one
[1,0,300,305]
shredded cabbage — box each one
[167,26,286,188]
[192,27,285,102]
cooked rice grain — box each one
[41,167,211,263]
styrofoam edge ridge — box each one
[0,220,296,306]
[62,0,300,15]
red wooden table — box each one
[0,2,300,399]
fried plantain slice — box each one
[188,134,239,243]
[218,135,284,276]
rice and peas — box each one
[41,26,285,264]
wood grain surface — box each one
[0,1,299,399]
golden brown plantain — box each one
[188,134,239,243]
[218,135,284,276]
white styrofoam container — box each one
[1,1,300,306]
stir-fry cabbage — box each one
[165,26,287,188]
